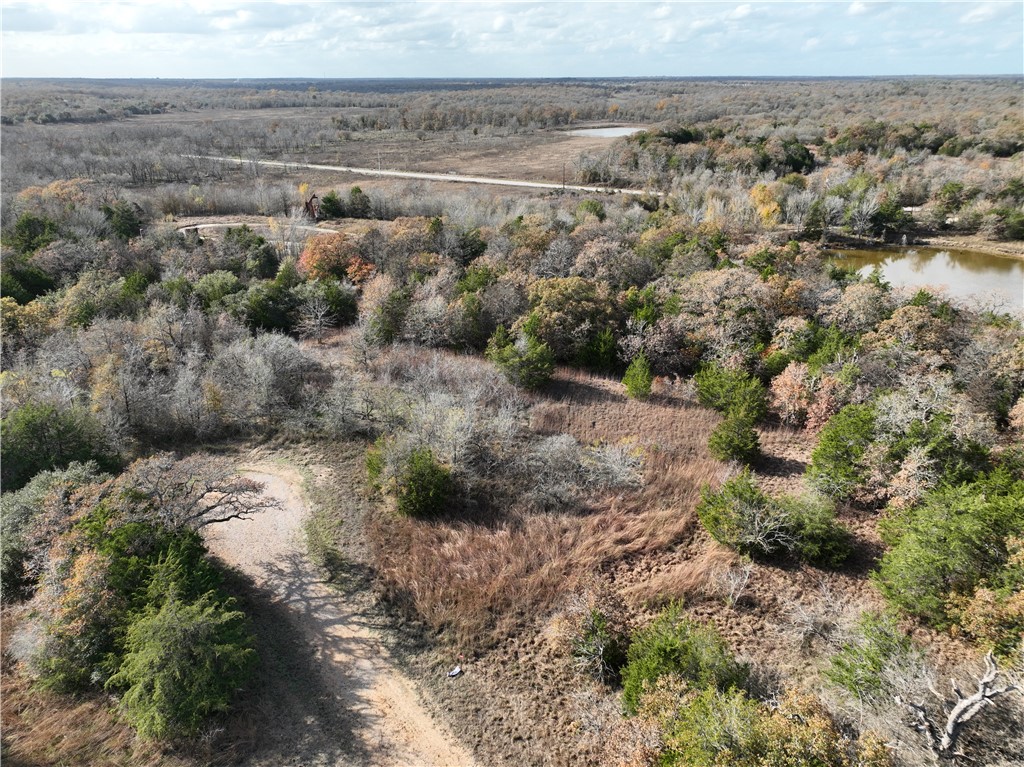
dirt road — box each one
[204,464,475,767]
[185,154,660,197]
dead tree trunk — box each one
[896,651,1020,763]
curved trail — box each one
[204,465,474,767]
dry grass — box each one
[368,366,724,648]
[624,542,740,606]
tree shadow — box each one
[754,453,808,478]
[204,559,380,767]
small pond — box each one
[834,246,1024,310]
[565,126,644,138]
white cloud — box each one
[728,4,752,20]
[0,1,1020,78]
[960,3,1000,24]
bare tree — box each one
[713,559,754,608]
[896,652,1021,763]
[850,192,881,237]
[820,194,847,244]
[118,452,280,530]
[296,296,335,344]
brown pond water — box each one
[834,246,1024,310]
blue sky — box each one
[1,1,1021,78]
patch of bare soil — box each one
[283,128,636,186]
[915,232,1023,260]
[401,131,635,185]
[204,460,475,767]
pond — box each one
[565,126,644,138]
[834,246,1024,310]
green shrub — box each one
[778,493,852,568]
[519,277,617,363]
[224,224,279,278]
[694,364,768,422]
[825,611,916,703]
[348,186,372,218]
[36,516,222,692]
[101,200,144,241]
[805,325,859,373]
[697,471,785,557]
[0,403,119,492]
[395,448,454,517]
[194,270,242,308]
[657,687,888,767]
[576,198,607,222]
[366,288,411,346]
[572,608,628,685]
[576,327,618,373]
[291,278,358,326]
[874,467,1024,628]
[887,412,990,489]
[806,403,876,500]
[997,207,1024,240]
[622,353,653,400]
[697,471,850,566]
[661,686,763,766]
[485,325,555,390]
[0,257,56,304]
[455,263,498,295]
[106,592,255,739]
[319,189,345,218]
[708,409,760,464]
[621,603,747,714]
[5,212,58,254]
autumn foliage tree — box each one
[298,232,359,280]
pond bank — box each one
[825,232,1023,261]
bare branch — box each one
[117,452,280,530]
[898,651,1022,761]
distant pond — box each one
[834,246,1024,310]
[565,126,644,138]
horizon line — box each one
[3,73,1021,81]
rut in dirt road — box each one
[204,467,475,767]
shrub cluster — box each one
[696,364,767,464]
[0,403,120,493]
[9,460,259,740]
[623,604,888,766]
[621,603,748,714]
[874,461,1024,648]
[651,686,890,767]
[697,470,851,567]
[485,325,555,390]
[824,611,918,704]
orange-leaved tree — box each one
[298,233,359,281]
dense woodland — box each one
[1,77,1022,767]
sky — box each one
[1,1,1021,79]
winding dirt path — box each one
[204,464,475,767]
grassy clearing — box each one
[368,366,724,648]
